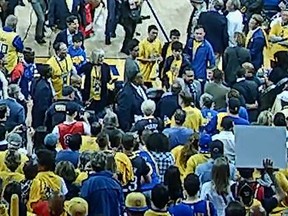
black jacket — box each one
[53,30,85,48]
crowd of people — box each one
[1,0,288,215]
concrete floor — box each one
[14,0,192,58]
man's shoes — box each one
[36,38,46,44]
[105,37,111,45]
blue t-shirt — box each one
[169,200,216,216]
[56,150,79,167]
[163,127,194,149]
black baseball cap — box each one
[62,86,75,97]
[210,140,224,159]
[228,97,240,114]
[66,102,78,116]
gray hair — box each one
[5,15,17,30]
[229,0,241,10]
[141,99,156,116]
[91,49,105,64]
[200,93,213,108]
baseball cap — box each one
[66,102,78,116]
[7,133,22,150]
[125,192,148,212]
[210,140,224,159]
[62,85,75,97]
[44,133,58,147]
[65,197,88,216]
[228,97,240,114]
[199,134,212,153]
[238,181,254,206]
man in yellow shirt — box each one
[0,15,24,73]
[47,42,77,99]
[269,7,288,58]
[138,25,162,88]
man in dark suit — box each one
[48,0,85,30]
[198,0,229,64]
[53,15,84,48]
[116,69,147,132]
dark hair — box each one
[91,122,102,136]
[184,173,200,196]
[146,133,169,152]
[53,42,64,52]
[72,33,83,43]
[236,67,246,78]
[79,151,92,171]
[67,134,82,151]
[203,96,213,109]
[194,25,205,31]
[171,41,183,51]
[179,133,199,168]
[174,109,186,125]
[96,132,109,150]
[238,168,254,179]
[37,64,52,77]
[66,15,78,24]
[170,29,181,37]
[180,93,194,106]
[122,133,135,151]
[225,201,246,216]
[164,166,182,202]
[106,129,123,149]
[274,51,288,70]
[221,116,234,131]
[273,112,286,126]
[23,160,38,180]
[151,184,169,209]
[0,104,7,119]
[128,39,139,52]
[36,149,56,171]
[0,124,6,141]
[213,68,223,82]
[148,25,158,33]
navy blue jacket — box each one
[54,30,85,48]
[81,171,124,216]
[246,28,266,70]
[116,82,146,132]
[155,92,180,120]
[184,39,215,80]
[198,11,229,54]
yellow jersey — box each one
[0,150,28,174]
[269,23,288,57]
[0,29,18,73]
[74,170,88,185]
[47,55,73,98]
[171,106,203,132]
[185,153,210,177]
[27,171,62,212]
[171,145,186,180]
[144,210,171,216]
[139,38,162,82]
[166,57,182,86]
[80,136,99,152]
[0,171,24,188]
[165,42,173,59]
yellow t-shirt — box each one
[74,170,88,185]
[0,171,24,188]
[80,136,99,152]
[144,209,171,216]
[27,171,62,212]
[47,55,73,98]
[167,57,182,86]
[245,199,263,215]
[185,153,210,177]
[139,38,162,82]
[269,23,288,58]
[171,145,186,180]
[0,150,28,174]
[171,106,203,132]
[0,29,18,73]
[165,43,173,59]
[193,41,202,58]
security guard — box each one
[44,86,83,132]
[47,42,77,99]
[0,15,24,73]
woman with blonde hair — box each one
[257,110,273,126]
[200,157,234,216]
[79,49,112,114]
[223,32,251,86]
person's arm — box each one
[117,91,133,132]
[249,37,266,58]
[82,120,91,135]
[12,36,24,53]
[207,43,216,67]
[51,125,60,138]
[26,127,34,157]
[0,72,8,99]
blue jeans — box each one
[31,0,46,39]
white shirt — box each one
[131,83,147,100]
[226,10,243,47]
[66,29,73,47]
[212,131,235,164]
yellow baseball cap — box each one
[65,197,88,216]
[125,192,148,212]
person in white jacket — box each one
[226,0,243,47]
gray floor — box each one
[14,0,192,58]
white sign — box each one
[235,125,287,169]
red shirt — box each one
[58,121,84,149]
